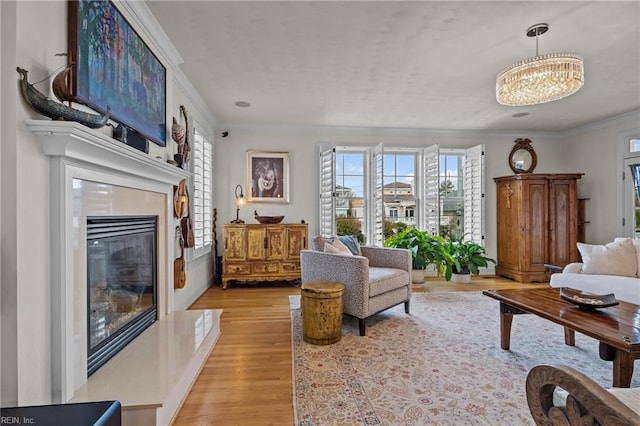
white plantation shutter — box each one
[319,145,335,237]
[422,144,440,235]
[373,143,385,246]
[192,123,213,256]
[463,144,484,245]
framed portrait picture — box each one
[247,151,290,203]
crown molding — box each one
[215,121,562,139]
[558,109,640,138]
[216,110,640,140]
[115,0,183,69]
[173,67,218,126]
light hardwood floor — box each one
[174,276,547,425]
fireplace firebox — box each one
[87,216,158,376]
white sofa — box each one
[550,237,640,305]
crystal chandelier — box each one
[496,23,584,106]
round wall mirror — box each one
[509,138,537,174]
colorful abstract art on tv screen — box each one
[68,0,166,146]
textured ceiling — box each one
[146,1,640,132]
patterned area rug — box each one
[290,292,640,426]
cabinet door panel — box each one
[286,225,307,260]
[548,180,578,265]
[247,228,266,260]
[224,226,246,261]
[526,181,548,268]
[496,181,521,271]
[266,227,285,260]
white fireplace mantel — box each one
[25,120,188,186]
[25,120,220,424]
[25,120,190,403]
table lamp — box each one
[231,184,245,223]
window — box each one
[624,156,640,238]
[319,144,485,246]
[439,152,464,238]
[620,132,640,238]
[191,122,213,258]
[383,152,416,227]
[334,149,366,240]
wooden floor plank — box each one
[174,276,546,425]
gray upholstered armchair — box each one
[300,239,412,336]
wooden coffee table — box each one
[482,287,640,388]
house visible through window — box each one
[191,122,213,257]
[319,144,485,246]
[383,152,416,227]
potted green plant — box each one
[384,228,451,283]
[443,238,496,283]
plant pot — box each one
[451,273,471,284]
[411,269,425,284]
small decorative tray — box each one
[560,287,619,309]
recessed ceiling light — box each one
[235,101,251,108]
[512,112,529,118]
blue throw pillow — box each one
[338,235,361,255]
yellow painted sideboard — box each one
[222,223,308,289]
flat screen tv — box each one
[68,0,166,147]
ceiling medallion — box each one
[496,23,584,106]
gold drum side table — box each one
[301,281,344,345]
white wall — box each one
[562,113,640,243]
[214,126,576,261]
[10,0,66,405]
[213,115,640,261]
[0,0,19,408]
[1,0,216,405]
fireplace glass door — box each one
[87,216,158,376]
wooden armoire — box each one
[494,173,583,282]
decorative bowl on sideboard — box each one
[254,211,284,224]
